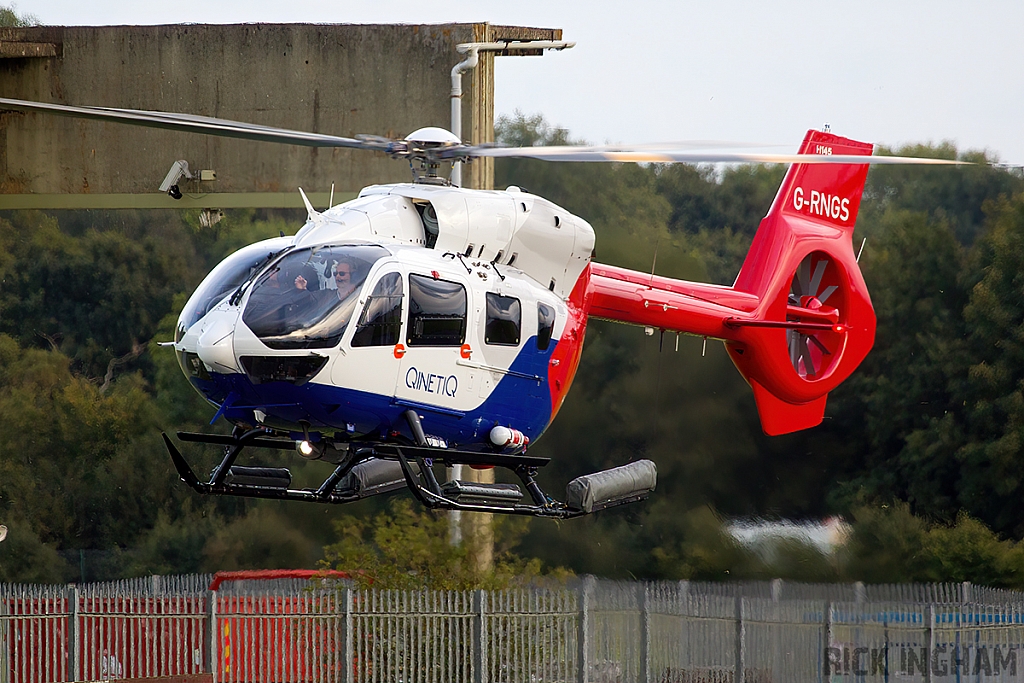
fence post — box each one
[926,604,935,683]
[67,585,79,682]
[473,589,487,683]
[734,595,745,683]
[577,576,594,683]
[205,588,217,683]
[341,588,353,683]
[639,584,650,683]
[824,601,833,682]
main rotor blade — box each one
[462,145,968,165]
[0,97,390,151]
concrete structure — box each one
[0,23,561,209]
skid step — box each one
[440,480,524,506]
[225,466,291,489]
[565,459,657,513]
[338,459,410,496]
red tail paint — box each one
[584,130,877,435]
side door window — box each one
[485,293,521,346]
[352,272,404,347]
[407,274,467,347]
[537,302,556,351]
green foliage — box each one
[0,5,39,26]
[322,499,552,589]
[842,503,1024,589]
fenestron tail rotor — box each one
[787,253,842,379]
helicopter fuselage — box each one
[174,183,595,451]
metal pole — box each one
[734,595,745,683]
[341,588,353,683]
[577,576,594,683]
[824,600,834,682]
[67,585,79,682]
[926,604,935,683]
[473,589,487,683]
[639,584,651,683]
[205,589,217,683]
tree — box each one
[0,5,39,27]
[322,499,549,589]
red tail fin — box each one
[728,130,876,434]
[587,129,877,435]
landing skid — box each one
[162,412,657,519]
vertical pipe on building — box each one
[450,47,480,188]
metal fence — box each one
[4,575,1024,683]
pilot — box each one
[333,258,358,300]
[293,264,321,292]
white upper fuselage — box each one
[297,183,595,300]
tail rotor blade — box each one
[796,257,811,296]
[817,285,838,304]
[788,329,801,370]
[809,259,828,297]
[800,335,816,378]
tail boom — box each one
[585,130,878,435]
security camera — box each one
[159,160,193,199]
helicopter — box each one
[0,96,961,519]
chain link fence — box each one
[3,575,1024,682]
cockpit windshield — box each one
[177,237,291,342]
[242,245,390,349]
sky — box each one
[15,0,1024,165]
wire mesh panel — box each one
[0,584,69,683]
[217,585,333,683]
[351,590,474,683]
[486,588,577,683]
[78,577,208,681]
[743,599,824,682]
[646,586,737,683]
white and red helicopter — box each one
[0,96,959,518]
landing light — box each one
[297,440,315,458]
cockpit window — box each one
[241,245,390,350]
[177,238,290,339]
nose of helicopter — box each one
[196,316,241,374]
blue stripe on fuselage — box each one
[190,336,557,451]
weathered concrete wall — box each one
[0,23,560,206]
